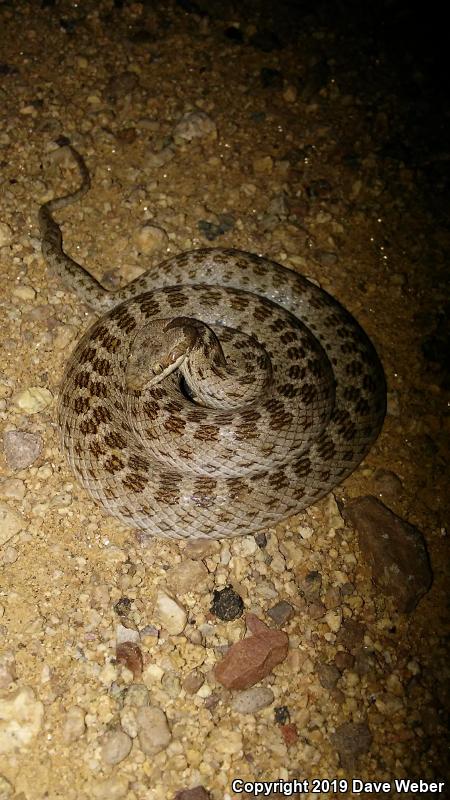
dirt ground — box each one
[0,1,448,799]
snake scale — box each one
[39,142,386,540]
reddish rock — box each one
[214,614,289,690]
[280,723,298,746]
[116,642,143,678]
[344,496,432,613]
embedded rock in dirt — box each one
[214,613,289,690]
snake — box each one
[38,141,386,540]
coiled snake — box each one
[39,142,386,539]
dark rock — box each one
[331,721,372,767]
[211,586,244,621]
[353,648,377,677]
[317,662,341,689]
[274,705,290,724]
[307,600,326,620]
[344,496,433,612]
[298,570,322,601]
[116,642,143,679]
[254,531,267,548]
[336,619,365,650]
[174,786,211,800]
[334,651,355,671]
[114,597,132,616]
[267,600,295,626]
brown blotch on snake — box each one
[39,141,386,540]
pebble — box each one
[334,651,355,671]
[298,570,322,600]
[174,111,217,141]
[123,684,149,707]
[274,705,290,724]
[0,775,13,798]
[214,614,289,690]
[182,669,205,695]
[135,224,168,255]
[62,705,86,743]
[0,478,26,501]
[0,503,25,547]
[166,559,209,594]
[267,600,295,626]
[12,285,36,302]
[307,600,326,620]
[211,586,244,621]
[0,222,12,247]
[100,729,132,765]
[317,662,341,689]
[207,727,243,756]
[331,721,372,767]
[324,608,342,633]
[92,777,130,800]
[373,468,404,501]
[280,723,298,746]
[0,652,16,689]
[116,622,140,645]
[153,590,187,635]
[184,539,220,559]
[344,496,432,612]
[336,619,366,650]
[136,706,171,755]
[116,641,143,678]
[231,687,274,714]
[3,430,42,470]
[0,686,44,753]
[174,787,211,800]
[12,387,53,414]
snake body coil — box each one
[39,144,386,539]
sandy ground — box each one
[0,1,449,799]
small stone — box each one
[166,559,209,594]
[298,570,322,600]
[207,727,242,756]
[3,430,42,470]
[0,686,44,753]
[331,721,372,767]
[231,687,274,714]
[174,787,211,800]
[274,705,290,724]
[325,608,342,633]
[116,622,139,645]
[116,642,143,678]
[13,387,53,414]
[253,155,273,174]
[12,285,36,302]
[323,586,341,609]
[182,669,205,695]
[0,504,25,546]
[174,111,217,141]
[334,651,355,671]
[184,539,220,559]
[62,706,86,743]
[283,84,297,102]
[214,614,289,690]
[254,531,267,548]
[344,496,432,612]
[92,777,130,800]
[114,597,132,616]
[153,591,187,635]
[0,775,13,798]
[136,706,171,755]
[0,222,12,247]
[135,224,168,255]
[373,469,404,501]
[0,653,16,690]
[0,479,26,501]
[267,600,295,626]
[123,684,149,707]
[120,706,138,738]
[353,648,377,677]
[100,729,132,765]
[280,723,298,745]
[307,601,326,620]
[211,586,244,621]
[317,662,341,689]
[336,619,365,650]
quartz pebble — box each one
[13,387,53,414]
[174,111,217,141]
[135,224,168,255]
[0,686,44,753]
[231,686,274,714]
[136,706,171,755]
[3,431,42,469]
[0,222,12,247]
[153,590,187,635]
